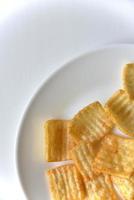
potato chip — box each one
[69,101,113,143]
[106,89,134,136]
[45,120,75,162]
[112,175,134,200]
[47,164,86,200]
[123,63,134,99]
[85,174,118,200]
[93,134,134,178]
[71,141,100,180]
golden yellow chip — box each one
[106,89,134,136]
[85,174,118,200]
[69,101,113,143]
[71,141,100,180]
[45,120,75,162]
[93,134,134,178]
[123,63,134,99]
[47,164,86,200]
[112,176,134,200]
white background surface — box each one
[1,0,134,199]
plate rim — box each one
[15,43,134,199]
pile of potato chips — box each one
[45,63,134,200]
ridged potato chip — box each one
[85,174,118,200]
[123,63,134,99]
[112,176,134,200]
[93,134,134,178]
[45,120,75,162]
[106,89,134,136]
[69,101,113,143]
[47,164,86,200]
[71,141,100,180]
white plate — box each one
[16,45,134,200]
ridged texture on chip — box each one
[123,63,134,99]
[112,176,134,200]
[69,101,113,143]
[106,89,134,136]
[85,174,118,200]
[47,164,86,200]
[71,141,100,180]
[45,120,75,162]
[93,135,134,178]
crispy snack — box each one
[106,89,134,136]
[123,63,134,99]
[112,176,134,200]
[45,120,75,162]
[47,164,86,200]
[93,134,134,178]
[85,174,118,200]
[71,141,100,180]
[69,101,113,143]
